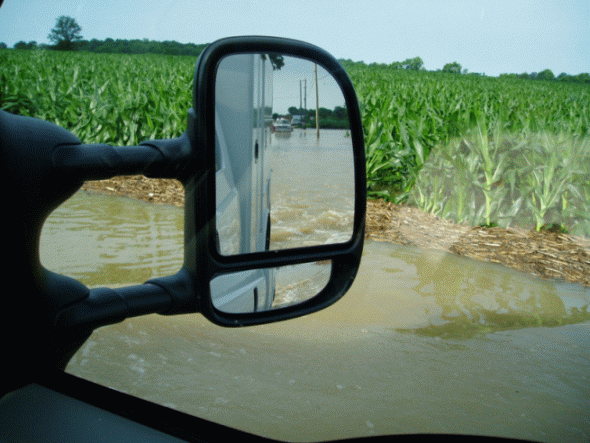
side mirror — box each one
[188,37,366,325]
[12,37,364,341]
[1,37,364,384]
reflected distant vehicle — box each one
[272,117,293,133]
[291,115,303,127]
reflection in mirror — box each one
[215,53,354,256]
[210,261,331,314]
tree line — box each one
[3,15,588,84]
[339,58,589,84]
[3,15,208,57]
[499,70,590,84]
[4,38,208,57]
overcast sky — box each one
[1,0,588,77]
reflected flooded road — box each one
[41,191,590,442]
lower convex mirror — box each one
[210,261,331,313]
[215,53,355,256]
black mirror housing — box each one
[2,37,365,348]
[186,36,366,326]
[0,37,365,394]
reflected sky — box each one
[272,55,345,115]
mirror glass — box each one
[215,53,355,256]
[210,261,331,313]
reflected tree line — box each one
[273,106,349,129]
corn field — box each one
[2,49,589,236]
[0,49,193,145]
[342,61,590,236]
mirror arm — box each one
[53,270,198,339]
[51,132,193,182]
[146,268,200,315]
[52,143,165,181]
[140,132,193,179]
[55,283,174,331]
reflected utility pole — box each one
[300,79,307,131]
[315,63,319,139]
[299,80,302,112]
[304,79,307,112]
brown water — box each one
[40,191,590,442]
[266,129,355,249]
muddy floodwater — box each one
[40,189,590,443]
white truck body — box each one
[210,53,275,313]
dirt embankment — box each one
[365,199,590,288]
[82,176,590,288]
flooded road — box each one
[40,190,184,286]
[41,190,590,442]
